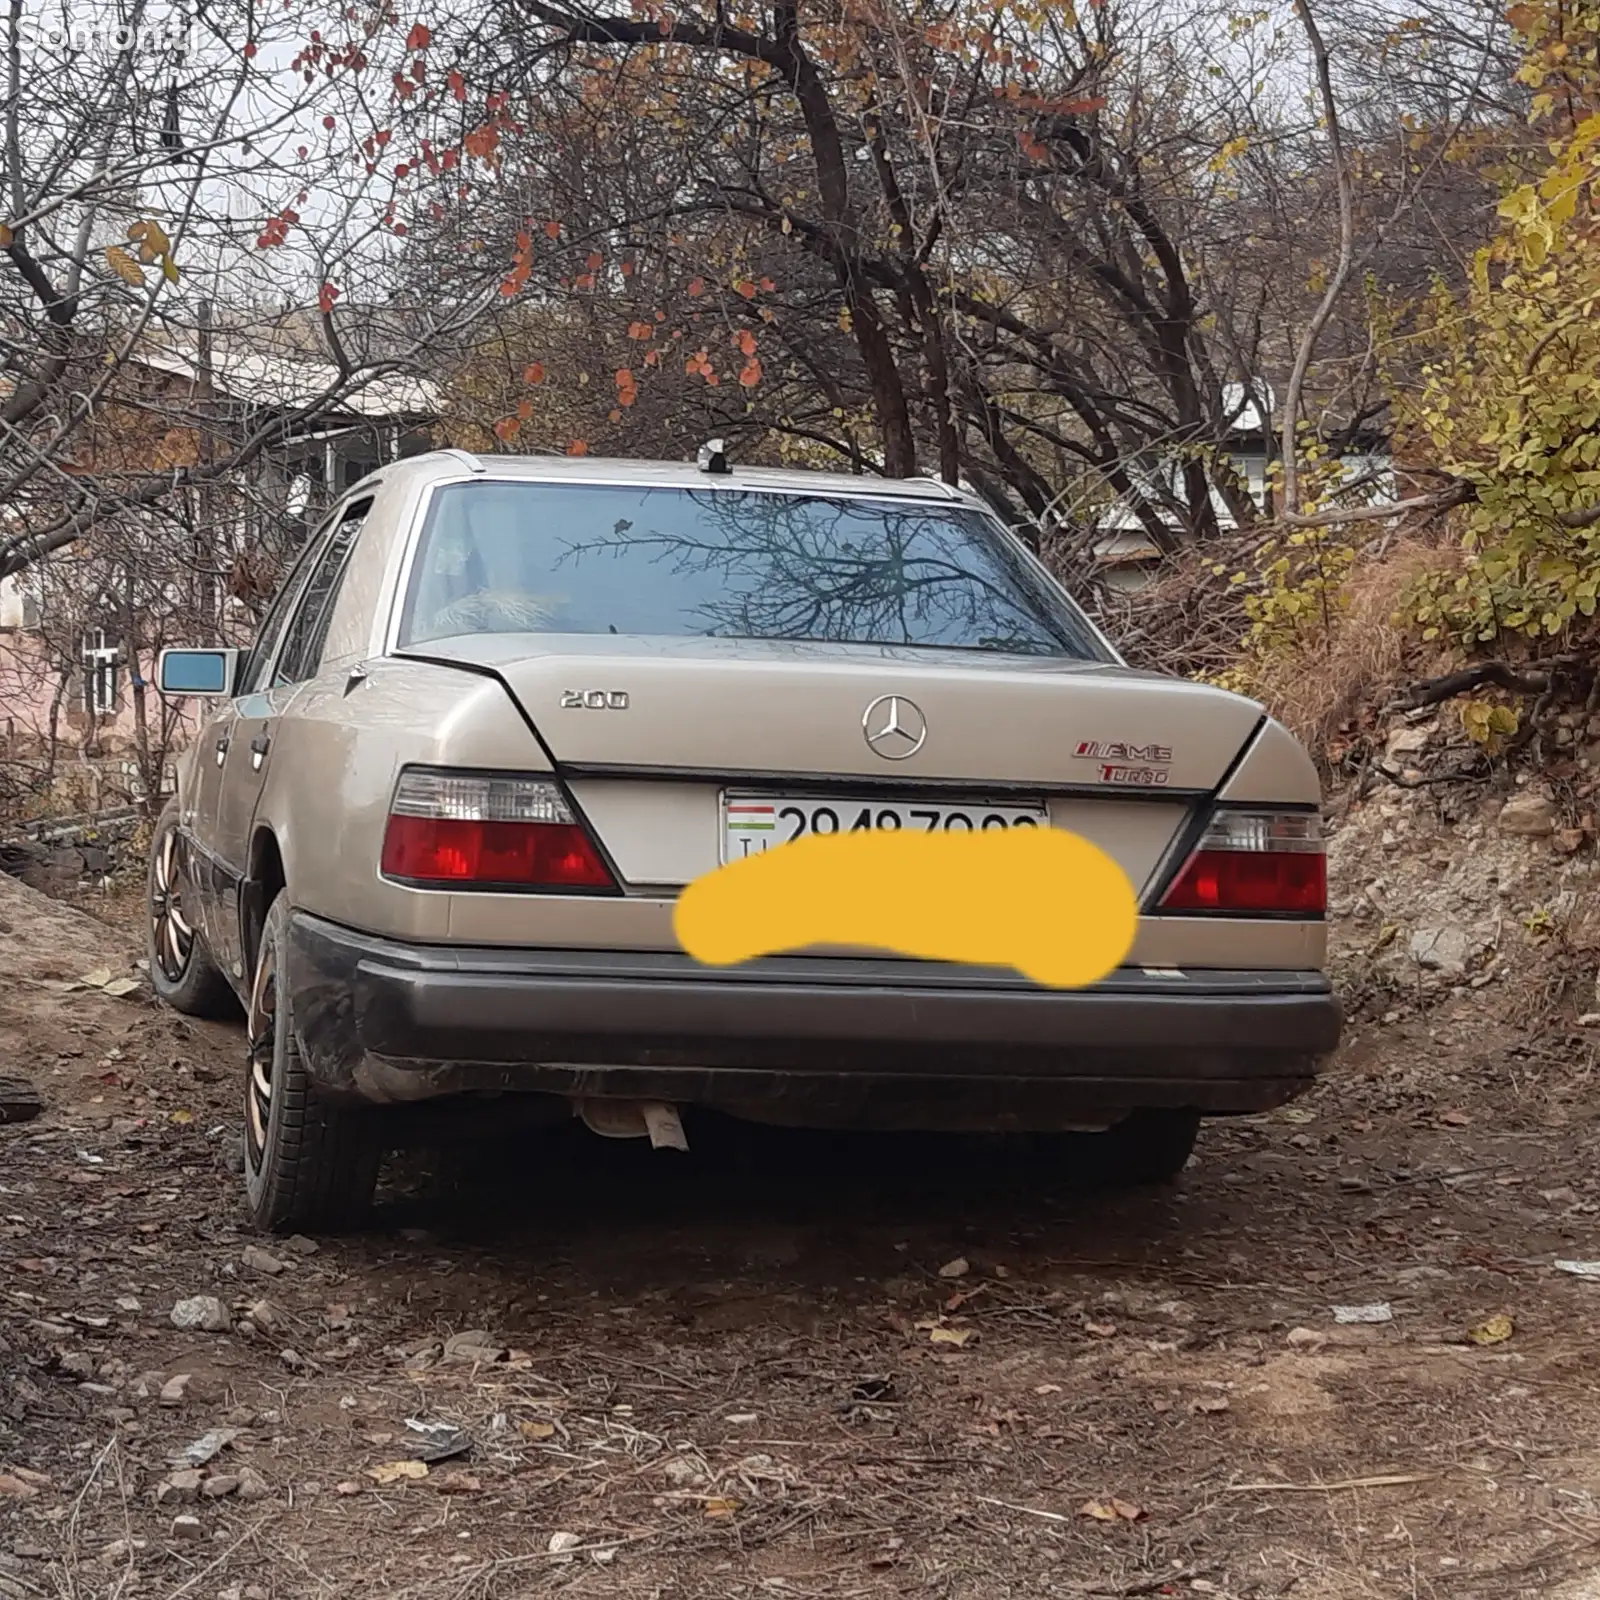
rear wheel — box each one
[243,891,384,1234]
[147,800,237,1019]
[1055,1109,1201,1187]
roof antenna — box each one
[696,437,730,475]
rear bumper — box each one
[285,910,1342,1128]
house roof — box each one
[134,338,442,420]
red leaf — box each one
[738,357,762,387]
[627,321,653,340]
[317,282,340,314]
[543,219,561,239]
[516,398,533,420]
[243,40,257,58]
[608,407,622,422]
[405,22,431,49]
[566,439,589,456]
[323,114,336,129]
[523,361,545,385]
[447,68,465,101]
[734,328,757,356]
[643,349,659,367]
[575,273,594,290]
[759,275,775,291]
[687,276,704,296]
[494,415,520,441]
[734,278,756,299]
[585,251,603,271]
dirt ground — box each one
[7,874,1600,1599]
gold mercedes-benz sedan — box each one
[149,449,1340,1232]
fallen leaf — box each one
[169,1110,194,1126]
[1440,1108,1472,1127]
[703,1495,739,1518]
[1084,1320,1117,1338]
[365,1460,428,1484]
[434,1470,481,1494]
[938,1256,970,1279]
[1468,1313,1514,1346]
[928,1325,973,1348]
[518,1420,556,1440]
[1081,1496,1146,1522]
[1033,1383,1062,1395]
[80,968,113,988]
[1190,1395,1230,1414]
[102,976,142,997]
[335,1480,362,1496]
[0,1475,40,1500]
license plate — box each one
[721,793,1048,861]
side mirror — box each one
[157,647,238,697]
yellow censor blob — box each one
[674,826,1138,988]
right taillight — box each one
[1158,808,1324,915]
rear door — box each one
[205,498,371,978]
[187,528,324,971]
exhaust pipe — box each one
[574,1098,689,1152]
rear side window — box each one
[273,499,372,687]
[398,482,1106,659]
[238,523,330,695]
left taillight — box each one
[380,769,616,891]
[1158,808,1325,915]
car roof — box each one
[379,449,980,507]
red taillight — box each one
[1159,809,1325,915]
[380,770,614,890]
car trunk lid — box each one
[401,633,1262,791]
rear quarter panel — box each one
[255,657,548,937]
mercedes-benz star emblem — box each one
[862,694,927,760]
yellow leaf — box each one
[169,1109,194,1125]
[365,1460,429,1484]
[1467,1313,1513,1346]
[105,245,144,286]
[703,1495,739,1518]
[518,1420,555,1440]
[928,1324,973,1347]
[0,223,12,247]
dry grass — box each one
[1249,540,1462,756]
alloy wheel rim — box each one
[245,951,276,1173]
[150,830,194,984]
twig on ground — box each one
[975,1494,1074,1523]
[1226,1473,1435,1493]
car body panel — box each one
[401,631,1263,793]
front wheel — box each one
[147,800,238,1020]
[243,891,384,1233]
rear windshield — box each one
[397,481,1107,659]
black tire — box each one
[1085,1109,1202,1186]
[1035,1109,1201,1188]
[243,890,384,1233]
[147,799,238,1020]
